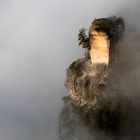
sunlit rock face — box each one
[90,31,110,65]
[89,16,125,65]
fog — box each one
[0,0,139,140]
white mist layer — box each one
[0,0,137,140]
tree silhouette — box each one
[78,28,90,50]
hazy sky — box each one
[0,0,137,140]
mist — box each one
[0,0,139,140]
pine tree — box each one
[78,28,90,50]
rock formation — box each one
[59,16,134,140]
[90,31,110,64]
[89,16,125,65]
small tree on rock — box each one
[78,28,90,50]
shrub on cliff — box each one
[78,28,90,50]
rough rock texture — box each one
[65,57,109,107]
[59,56,133,140]
[59,17,135,140]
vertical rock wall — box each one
[90,31,110,65]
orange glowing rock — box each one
[90,31,110,65]
[89,16,125,65]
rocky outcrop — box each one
[59,17,135,140]
[89,16,125,65]
[59,55,133,140]
[65,57,109,108]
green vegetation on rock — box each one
[78,28,90,50]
